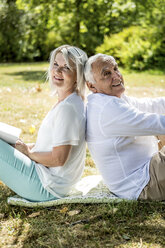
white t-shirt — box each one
[32,92,86,198]
[86,93,165,200]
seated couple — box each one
[0,45,165,202]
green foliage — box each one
[0,0,25,62]
[19,3,52,61]
[96,26,165,70]
[0,0,164,68]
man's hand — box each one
[15,140,30,157]
[157,135,165,150]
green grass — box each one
[0,63,165,248]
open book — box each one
[0,122,21,144]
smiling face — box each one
[87,56,125,98]
[51,52,77,92]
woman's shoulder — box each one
[65,92,84,105]
[57,101,76,113]
[64,93,84,112]
[57,100,83,117]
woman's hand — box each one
[15,139,30,157]
[27,143,35,150]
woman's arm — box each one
[15,140,71,167]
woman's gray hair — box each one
[84,53,116,84]
[48,44,88,99]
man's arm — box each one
[101,97,165,137]
[123,95,165,114]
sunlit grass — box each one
[0,63,165,248]
[121,68,165,97]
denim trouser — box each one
[0,139,56,202]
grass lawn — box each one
[0,62,165,248]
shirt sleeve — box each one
[123,95,165,114]
[52,103,80,147]
[100,97,165,137]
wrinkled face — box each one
[90,57,125,98]
[51,52,77,91]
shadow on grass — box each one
[0,184,165,248]
[5,71,46,83]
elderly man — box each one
[84,53,165,200]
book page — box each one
[0,122,22,144]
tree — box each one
[0,0,164,65]
[0,0,25,61]
[96,0,165,69]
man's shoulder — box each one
[87,93,124,106]
[88,93,111,102]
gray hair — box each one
[84,53,116,84]
[48,44,88,99]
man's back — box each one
[86,93,159,199]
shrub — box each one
[96,26,165,70]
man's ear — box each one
[86,82,97,93]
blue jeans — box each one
[0,139,56,202]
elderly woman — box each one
[0,45,88,201]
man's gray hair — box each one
[48,45,88,99]
[84,53,116,84]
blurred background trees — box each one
[0,0,164,69]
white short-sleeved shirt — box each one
[86,93,165,200]
[32,92,86,198]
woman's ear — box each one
[86,82,97,93]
